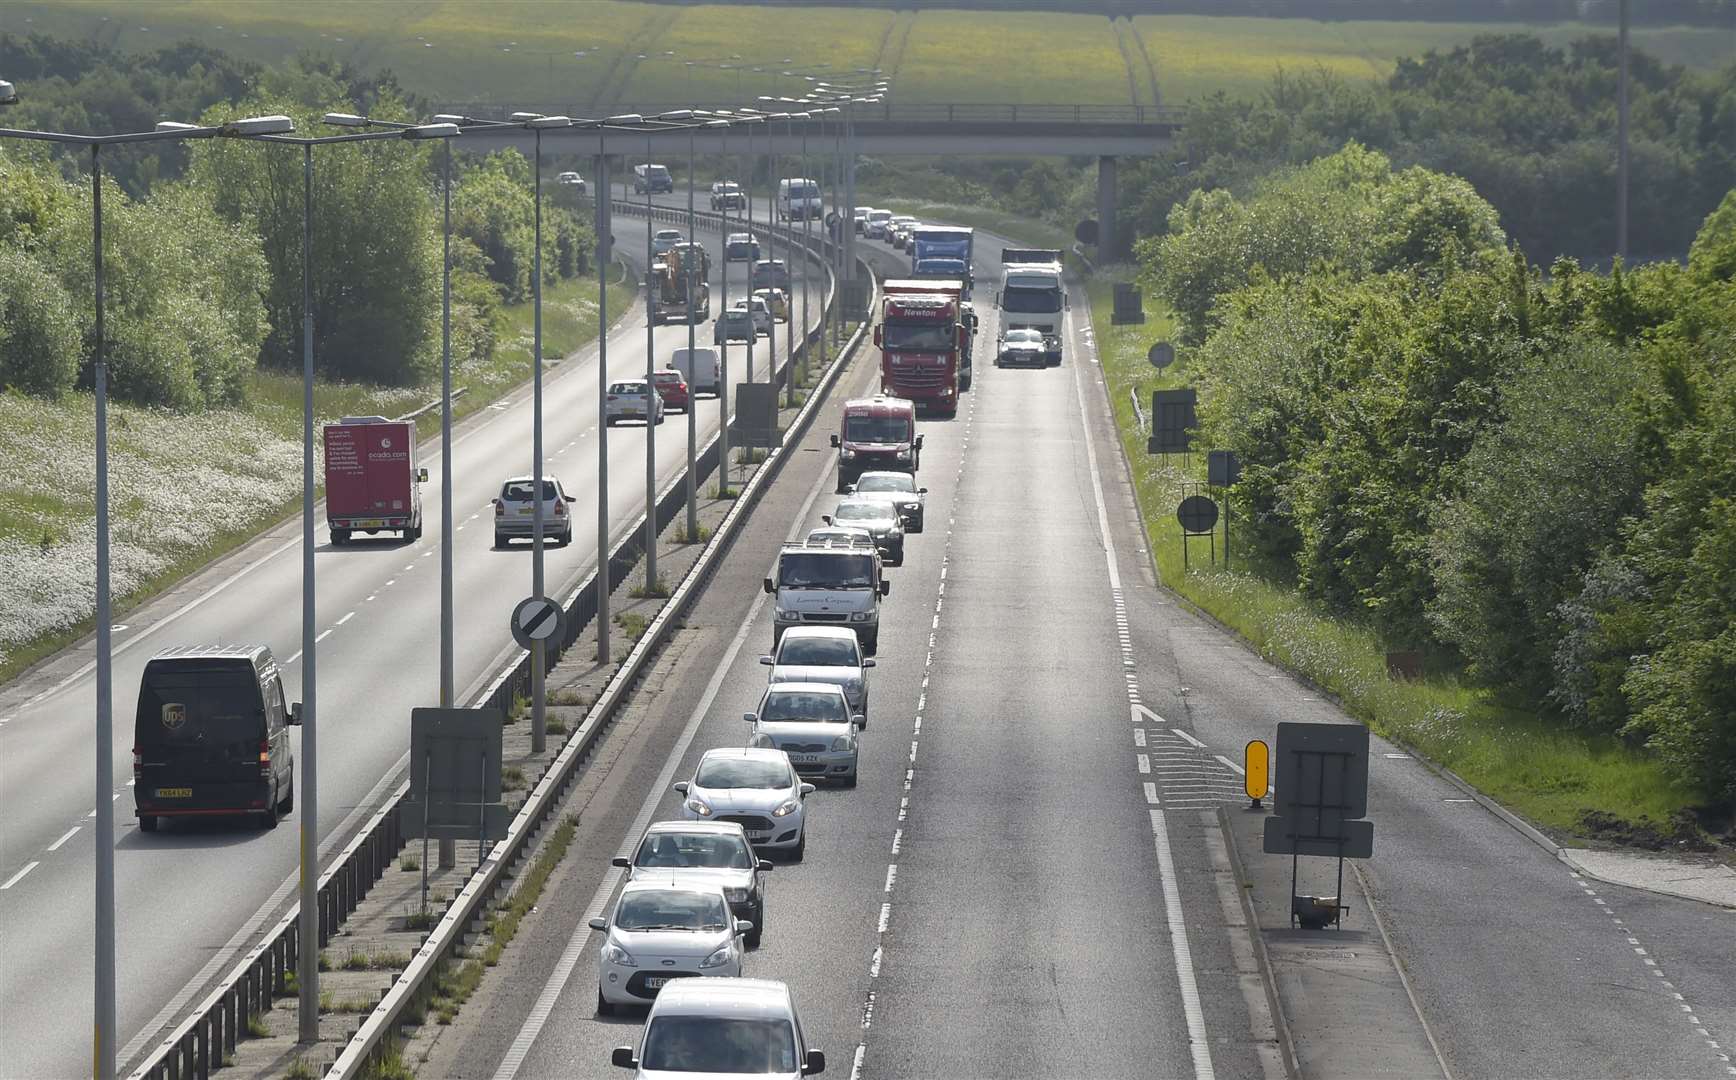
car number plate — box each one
[354,519,384,529]
[645,976,670,990]
[746,830,771,841]
[789,754,819,764]
[156,787,192,798]
[517,508,533,515]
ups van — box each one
[133,645,299,832]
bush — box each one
[0,247,80,397]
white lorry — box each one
[996,248,1067,364]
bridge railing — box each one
[438,102,1186,126]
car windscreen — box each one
[854,474,914,494]
[635,832,753,870]
[843,415,910,443]
[778,636,860,667]
[609,382,646,395]
[136,663,262,748]
[833,502,892,524]
[778,552,874,588]
[614,890,729,932]
[695,757,791,789]
[761,690,850,724]
[883,322,954,351]
[641,1017,798,1074]
[502,480,557,501]
[1002,284,1062,313]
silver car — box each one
[759,626,874,722]
[589,880,748,1013]
[747,682,862,787]
[493,476,575,548]
[653,228,685,256]
[675,748,815,860]
[848,471,927,533]
[605,379,666,426]
[613,821,772,946]
[828,497,905,566]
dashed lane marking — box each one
[1,861,40,890]
[46,826,80,852]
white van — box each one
[764,540,889,654]
[671,347,720,397]
[777,178,822,222]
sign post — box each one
[1261,722,1374,928]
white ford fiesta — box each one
[675,748,815,860]
[590,879,751,1013]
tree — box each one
[0,246,80,397]
[188,94,440,386]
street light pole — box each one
[643,124,658,590]
[1618,0,1630,262]
[596,141,612,664]
[295,138,320,1043]
[685,117,699,540]
[718,118,732,494]
[90,139,117,1080]
[440,136,454,710]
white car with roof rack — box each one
[609,977,827,1077]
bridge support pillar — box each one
[1097,155,1120,261]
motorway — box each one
[417,218,1736,1080]
[0,207,825,1078]
[4,183,1735,1080]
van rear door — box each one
[135,660,267,811]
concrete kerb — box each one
[1216,805,1301,1080]
[325,241,873,1080]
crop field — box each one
[6,2,1728,111]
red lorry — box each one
[874,279,974,417]
[322,416,428,545]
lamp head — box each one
[223,115,295,136]
[322,112,367,127]
[403,122,460,140]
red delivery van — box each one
[322,416,427,545]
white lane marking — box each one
[314,629,334,644]
[1134,703,1165,725]
[1134,729,1147,747]
[492,412,844,1080]
[1173,729,1206,749]
[1,861,41,890]
[1150,808,1217,1080]
[1137,754,1151,774]
[336,611,356,626]
[365,594,377,602]
[1066,300,1119,592]
[1143,782,1160,805]
[46,826,80,852]
[284,650,302,666]
[883,864,898,893]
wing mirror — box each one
[610,856,631,868]
[862,659,876,669]
[919,487,929,494]
[416,467,430,483]
[820,514,832,526]
[853,714,867,728]
[758,859,774,872]
[611,1047,637,1070]
[830,434,841,448]
[879,580,891,596]
[288,702,304,726]
[872,325,883,347]
[743,712,758,724]
[588,917,608,931]
[763,577,776,595]
[759,655,774,665]
[734,919,756,936]
[914,434,925,450]
[799,783,816,798]
[565,495,577,503]
[803,1049,827,1076]
[673,781,690,795]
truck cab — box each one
[875,282,969,416]
[910,225,975,295]
[830,394,921,493]
[764,539,891,655]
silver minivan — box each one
[764,540,889,654]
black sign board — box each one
[1147,388,1197,453]
[1147,341,1175,369]
[1111,282,1144,325]
[729,383,783,449]
[403,707,510,843]
[1263,722,1373,859]
[1074,218,1100,246]
[1176,494,1219,534]
[1207,449,1241,488]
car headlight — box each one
[771,799,800,818]
[831,734,856,752]
[895,449,911,460]
[700,944,736,969]
[850,611,871,622]
[749,732,775,749]
[841,448,856,460]
[601,942,636,967]
[725,887,750,903]
[685,798,714,817]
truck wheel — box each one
[138,814,159,834]
[493,531,507,549]
[405,524,422,543]
[260,788,280,830]
[863,633,878,656]
[330,528,350,546]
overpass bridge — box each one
[441,102,1185,256]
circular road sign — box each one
[510,595,565,651]
[1148,341,1176,369]
[1074,218,1100,246]
[825,210,840,227]
[1176,495,1219,535]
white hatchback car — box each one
[652,228,685,256]
[590,879,749,1014]
[605,379,666,426]
[614,820,773,945]
[759,626,873,721]
[730,296,774,338]
[747,682,862,787]
[675,748,814,860]
[610,978,826,1078]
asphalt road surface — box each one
[0,214,825,1079]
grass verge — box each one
[1085,275,1697,839]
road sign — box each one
[1263,722,1373,859]
[1148,388,1196,453]
[1245,739,1270,806]
[1111,282,1144,324]
[1208,449,1241,487]
[1148,341,1175,369]
[1176,494,1218,534]
[730,382,783,448]
[402,707,510,843]
[511,595,565,651]
[1074,218,1099,245]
